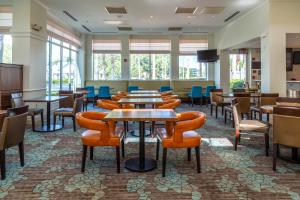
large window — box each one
[179,39,208,80]
[0,34,12,63]
[230,53,247,88]
[46,36,80,95]
[130,39,170,80]
[92,40,122,80]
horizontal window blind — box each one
[92,39,122,53]
[47,21,81,48]
[130,39,171,54]
[179,39,208,55]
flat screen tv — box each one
[293,51,300,64]
[197,49,218,63]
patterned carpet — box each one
[1,104,300,200]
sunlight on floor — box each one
[202,138,233,147]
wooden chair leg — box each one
[123,122,127,138]
[215,106,218,118]
[222,106,224,115]
[62,116,65,127]
[31,115,35,131]
[195,146,201,173]
[267,113,270,122]
[187,148,191,161]
[234,131,239,151]
[265,133,269,157]
[90,146,94,160]
[116,146,120,173]
[162,148,167,177]
[156,139,160,161]
[72,116,76,132]
[191,98,194,107]
[151,121,155,135]
[41,111,44,127]
[81,145,87,172]
[18,141,24,167]
[224,110,227,123]
[0,150,6,180]
[273,144,278,171]
[210,104,213,116]
[121,138,125,158]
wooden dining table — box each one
[124,94,162,98]
[105,109,178,172]
[130,90,159,94]
[24,96,68,132]
[118,98,164,108]
[217,93,261,98]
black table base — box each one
[125,121,157,172]
[125,158,157,172]
[130,130,151,137]
[34,124,63,132]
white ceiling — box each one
[36,0,264,34]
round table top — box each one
[260,105,274,114]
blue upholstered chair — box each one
[128,86,139,92]
[204,85,216,104]
[85,86,97,107]
[98,86,111,99]
[188,86,203,106]
[160,86,172,92]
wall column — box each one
[170,35,179,80]
[85,34,93,81]
[12,0,47,98]
[215,50,230,93]
[121,35,130,80]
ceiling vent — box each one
[82,25,91,32]
[224,11,240,22]
[168,27,182,31]
[138,32,163,34]
[93,31,118,34]
[62,10,78,22]
[105,6,127,14]
[200,7,225,14]
[175,7,198,14]
[118,26,132,31]
[183,31,208,34]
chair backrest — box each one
[233,88,246,93]
[97,100,120,110]
[260,93,279,106]
[233,93,250,113]
[170,111,206,143]
[205,85,216,97]
[11,92,25,108]
[85,86,95,98]
[210,89,224,103]
[73,97,84,115]
[128,86,139,92]
[158,99,181,109]
[76,111,114,140]
[98,86,111,98]
[276,97,300,107]
[232,101,242,129]
[59,90,74,108]
[191,86,202,98]
[160,86,171,92]
[273,106,300,148]
[0,112,28,150]
[7,105,29,116]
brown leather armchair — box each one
[210,89,231,118]
[59,90,74,108]
[11,92,44,131]
[76,111,125,173]
[233,101,270,154]
[156,111,206,177]
[0,112,28,180]
[272,106,300,171]
[53,97,84,131]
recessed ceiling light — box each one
[211,15,215,18]
[150,16,154,19]
[104,20,123,25]
[187,15,195,19]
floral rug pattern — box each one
[1,104,300,199]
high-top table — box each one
[24,96,68,132]
[130,90,159,94]
[105,109,178,172]
[124,94,161,98]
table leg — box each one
[125,121,157,172]
[46,101,51,130]
[131,104,151,137]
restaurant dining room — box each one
[1,0,300,199]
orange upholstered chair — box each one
[158,99,181,109]
[156,111,206,177]
[76,111,125,173]
[161,91,173,96]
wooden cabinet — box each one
[0,63,23,109]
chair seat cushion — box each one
[81,126,124,147]
[224,105,233,111]
[54,108,73,116]
[239,120,268,132]
[157,128,201,148]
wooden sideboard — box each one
[0,63,23,109]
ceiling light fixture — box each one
[150,16,154,19]
[104,20,123,25]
